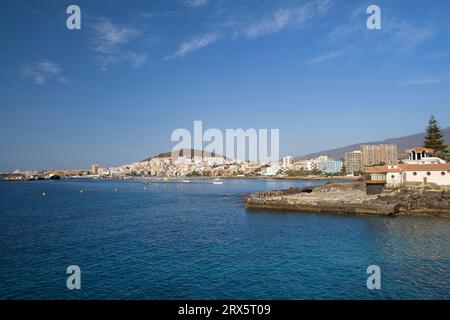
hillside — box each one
[297,127,450,160]
[143,149,227,162]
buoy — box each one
[42,192,46,196]
[114,188,118,192]
[80,190,84,193]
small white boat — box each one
[182,180,191,183]
[212,179,223,185]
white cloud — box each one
[184,0,209,8]
[390,21,435,54]
[89,18,148,69]
[244,4,318,39]
[164,1,333,60]
[91,19,141,54]
[245,9,295,38]
[327,9,435,56]
[164,33,220,60]
[399,78,442,86]
[19,60,67,85]
[250,0,333,38]
[327,24,360,41]
[309,48,347,64]
[129,53,148,69]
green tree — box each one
[423,116,449,160]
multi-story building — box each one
[345,151,363,175]
[292,156,330,172]
[314,156,329,161]
[316,160,343,174]
[91,164,100,175]
[282,156,294,168]
[361,144,398,167]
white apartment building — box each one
[282,156,294,168]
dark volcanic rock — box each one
[244,183,450,217]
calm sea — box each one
[0,179,449,299]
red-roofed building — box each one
[364,162,450,193]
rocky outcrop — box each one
[377,187,450,216]
[245,183,450,217]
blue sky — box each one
[1,0,450,171]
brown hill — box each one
[296,127,450,160]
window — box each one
[427,172,431,176]
[413,172,417,176]
[442,172,446,176]
[391,175,395,179]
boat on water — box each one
[182,180,191,183]
[212,178,223,185]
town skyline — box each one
[1,119,449,173]
[1,0,450,171]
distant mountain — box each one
[296,127,450,161]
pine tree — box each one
[423,116,448,159]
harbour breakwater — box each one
[245,183,450,217]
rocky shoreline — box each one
[245,183,450,217]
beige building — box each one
[361,144,398,167]
[91,164,100,174]
[344,150,363,175]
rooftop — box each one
[404,147,434,153]
[366,163,450,173]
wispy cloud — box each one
[91,19,141,54]
[244,8,303,38]
[89,18,148,69]
[183,0,209,8]
[327,24,360,42]
[326,5,435,57]
[19,60,67,85]
[129,53,148,69]
[244,1,331,39]
[165,0,333,59]
[309,48,348,64]
[390,21,435,54]
[419,51,449,60]
[399,77,442,86]
[164,33,220,60]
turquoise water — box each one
[0,179,449,300]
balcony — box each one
[363,173,387,185]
